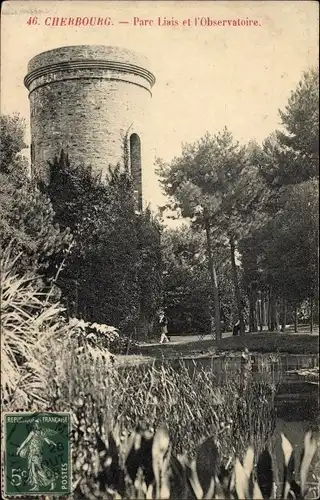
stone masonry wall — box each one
[25,46,155,205]
[27,45,153,76]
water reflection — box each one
[181,354,319,423]
[169,354,319,497]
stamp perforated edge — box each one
[1,410,73,499]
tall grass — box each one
[1,249,67,409]
[1,248,113,411]
[43,348,277,482]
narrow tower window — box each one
[129,133,142,211]
[30,141,35,165]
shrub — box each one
[0,249,113,411]
[1,249,66,410]
[67,318,139,354]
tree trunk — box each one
[310,294,314,333]
[315,257,319,326]
[253,287,258,332]
[275,298,280,331]
[230,238,245,336]
[262,291,267,330]
[138,311,149,340]
[270,289,279,332]
[204,217,221,343]
[255,300,259,332]
[257,294,261,331]
[249,284,258,333]
[258,291,263,332]
[294,306,298,333]
[281,294,287,332]
[249,284,254,333]
[315,296,319,329]
[267,286,272,331]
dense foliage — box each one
[46,151,163,337]
[0,115,72,275]
[1,114,163,339]
[240,68,319,332]
[161,225,237,333]
[157,67,319,336]
[0,114,28,176]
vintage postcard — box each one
[1,1,319,499]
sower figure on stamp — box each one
[159,310,170,343]
[16,418,58,491]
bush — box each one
[1,249,65,410]
[67,318,139,354]
[0,249,113,411]
[0,176,73,276]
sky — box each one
[1,0,319,210]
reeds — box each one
[73,426,319,499]
[46,356,276,463]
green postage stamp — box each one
[3,412,72,496]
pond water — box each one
[181,353,319,423]
[181,353,319,496]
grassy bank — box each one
[136,333,319,359]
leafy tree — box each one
[136,208,163,337]
[277,67,319,184]
[46,152,163,337]
[0,114,28,177]
[157,128,266,338]
[161,226,210,333]
[239,68,319,333]
[240,179,318,332]
[161,225,237,334]
[46,150,103,233]
[259,69,318,195]
[268,180,318,328]
[0,175,72,275]
[0,115,72,276]
[47,153,138,330]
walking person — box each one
[159,310,170,344]
[233,319,240,336]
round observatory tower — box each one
[24,45,156,210]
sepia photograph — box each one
[1,1,319,498]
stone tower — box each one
[24,45,156,210]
